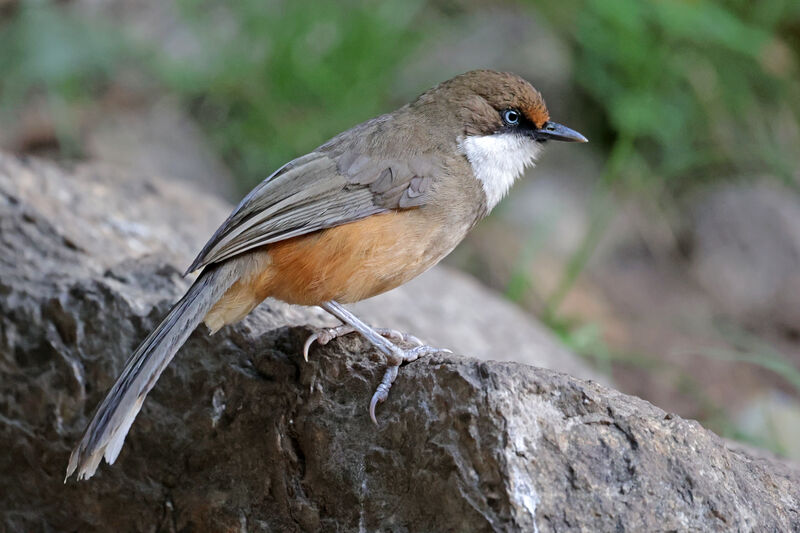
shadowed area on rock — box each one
[1,153,799,532]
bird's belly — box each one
[258,210,453,305]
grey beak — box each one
[535,121,588,143]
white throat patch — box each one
[460,133,543,211]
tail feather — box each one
[66,262,240,481]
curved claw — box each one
[303,326,359,363]
[369,390,383,425]
[369,365,398,425]
[303,333,319,362]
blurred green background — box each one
[2,0,800,457]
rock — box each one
[456,171,800,434]
[690,183,800,333]
[351,268,597,381]
[1,153,799,531]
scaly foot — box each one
[303,321,450,424]
[303,325,424,362]
[369,344,451,424]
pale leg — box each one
[305,300,450,424]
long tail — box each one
[66,262,241,481]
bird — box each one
[65,69,587,481]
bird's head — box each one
[421,70,587,210]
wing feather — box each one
[186,132,440,273]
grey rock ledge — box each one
[1,153,798,532]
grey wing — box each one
[185,149,436,274]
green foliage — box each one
[152,0,427,190]
[0,1,428,186]
[0,4,121,103]
[545,315,615,375]
[4,0,799,192]
[691,322,800,395]
[0,2,125,154]
[537,0,800,191]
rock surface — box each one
[2,153,799,532]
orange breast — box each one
[254,210,440,305]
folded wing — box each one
[186,134,438,274]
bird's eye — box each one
[502,109,520,126]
